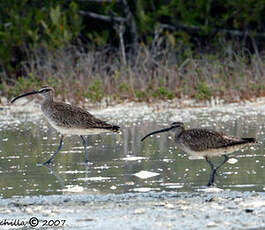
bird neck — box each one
[174,127,184,139]
[42,94,53,106]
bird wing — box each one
[47,102,117,130]
[180,129,243,152]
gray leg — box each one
[43,164,65,189]
[42,135,64,165]
[205,155,229,186]
[215,155,229,171]
[205,156,216,186]
[205,156,215,171]
[80,135,89,163]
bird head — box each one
[10,86,54,103]
[141,121,185,141]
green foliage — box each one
[118,83,130,93]
[194,82,212,100]
[152,87,174,100]
[8,74,42,97]
[250,82,265,92]
[85,80,104,102]
[46,77,62,89]
[135,0,157,35]
[86,31,108,47]
[2,0,265,104]
[0,0,81,74]
[135,89,147,100]
[41,2,81,49]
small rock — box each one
[77,218,94,222]
[154,202,166,207]
[61,185,84,193]
[0,209,12,214]
[165,203,174,209]
[133,170,160,179]
[228,158,238,164]
[179,205,189,211]
[245,209,254,213]
[42,209,55,216]
[205,197,215,202]
[234,197,243,203]
[178,200,188,205]
[251,192,259,197]
[206,221,219,227]
[63,198,71,203]
[25,207,34,215]
[134,208,145,214]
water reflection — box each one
[0,105,264,198]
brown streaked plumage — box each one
[11,86,120,165]
[141,122,256,186]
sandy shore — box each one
[0,190,265,229]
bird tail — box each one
[110,125,120,132]
[241,138,257,143]
[96,125,120,132]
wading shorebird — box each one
[141,122,256,186]
[11,87,120,165]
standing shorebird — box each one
[141,122,256,186]
[11,87,120,165]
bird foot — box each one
[206,182,216,187]
[42,159,53,165]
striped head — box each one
[170,122,185,137]
[11,86,54,103]
[36,87,54,100]
[141,121,185,141]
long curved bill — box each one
[10,91,40,103]
[141,127,172,141]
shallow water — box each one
[0,102,265,198]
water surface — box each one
[0,102,264,198]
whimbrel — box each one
[11,87,120,165]
[141,122,256,186]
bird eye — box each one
[40,88,50,93]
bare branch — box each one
[79,0,138,59]
[160,23,265,39]
[77,0,117,2]
[114,24,127,66]
[79,10,126,23]
[250,36,263,79]
[120,0,138,54]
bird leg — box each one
[80,135,89,163]
[205,155,229,186]
[43,164,65,188]
[205,156,215,171]
[42,135,64,165]
[205,156,216,186]
[215,155,229,171]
